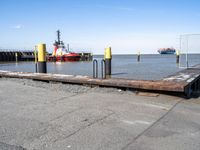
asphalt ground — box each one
[0,78,200,150]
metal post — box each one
[176,50,180,64]
[186,35,189,68]
[93,59,98,78]
[179,35,182,68]
[15,52,18,62]
[38,44,47,73]
[34,46,38,73]
[101,59,106,79]
[137,51,140,62]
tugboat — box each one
[48,30,80,61]
[158,47,176,54]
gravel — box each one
[0,77,132,95]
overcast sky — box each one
[0,0,200,54]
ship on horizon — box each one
[158,47,176,54]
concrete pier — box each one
[78,52,93,61]
[0,50,35,61]
[0,78,200,150]
[0,64,200,98]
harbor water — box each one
[0,54,200,80]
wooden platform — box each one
[0,66,200,98]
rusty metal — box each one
[0,64,200,98]
[0,71,185,92]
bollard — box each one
[104,47,112,76]
[137,51,140,62]
[15,52,18,62]
[34,46,38,72]
[38,44,47,73]
[176,50,180,64]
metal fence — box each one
[179,34,200,68]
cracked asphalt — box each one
[0,78,200,150]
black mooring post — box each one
[35,63,37,73]
[137,54,140,62]
[105,59,111,76]
[176,55,180,64]
[38,44,47,73]
[176,50,180,64]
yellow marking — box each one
[105,47,112,59]
[38,44,46,62]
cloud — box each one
[11,24,23,29]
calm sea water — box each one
[0,54,200,80]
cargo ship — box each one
[48,30,80,61]
[158,48,176,54]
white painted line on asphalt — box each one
[122,120,151,125]
[143,103,169,110]
[132,102,169,110]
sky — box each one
[0,0,200,54]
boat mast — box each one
[55,30,66,49]
[67,44,70,52]
[57,30,61,45]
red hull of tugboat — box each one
[61,53,81,61]
[48,53,80,62]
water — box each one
[0,54,200,80]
